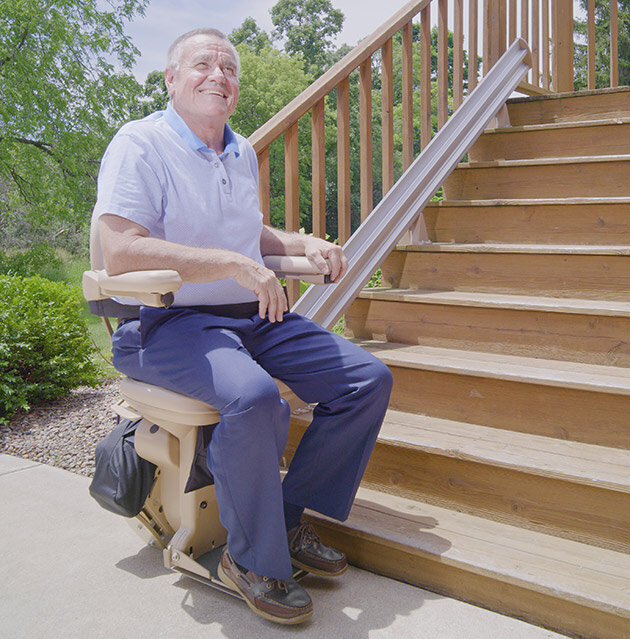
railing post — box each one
[337,77,351,245]
[551,0,574,92]
[257,148,271,226]
[311,100,326,239]
[359,59,373,222]
[285,122,300,304]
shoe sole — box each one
[290,557,348,578]
[217,562,313,625]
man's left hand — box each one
[303,237,349,283]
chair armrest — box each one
[263,255,331,285]
[82,256,331,308]
[82,269,183,307]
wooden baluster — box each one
[484,0,503,75]
[437,0,448,128]
[532,0,540,86]
[381,38,394,194]
[360,59,373,223]
[587,0,596,89]
[542,0,550,89]
[420,4,431,149]
[258,147,271,226]
[469,0,479,92]
[402,22,414,171]
[498,0,507,55]
[311,99,326,239]
[521,0,529,84]
[552,0,574,92]
[509,0,517,43]
[453,0,464,109]
[611,0,619,88]
[337,77,351,245]
[284,122,300,304]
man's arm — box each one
[260,226,349,283]
[99,214,288,322]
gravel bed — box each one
[0,379,121,477]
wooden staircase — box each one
[287,87,630,639]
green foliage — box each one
[0,244,63,279]
[230,17,273,54]
[574,0,630,89]
[0,0,147,249]
[270,0,344,75]
[0,274,99,423]
[133,70,169,118]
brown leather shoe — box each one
[217,548,313,625]
[288,521,348,577]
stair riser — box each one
[346,298,630,367]
[286,419,630,552]
[469,122,630,161]
[444,161,630,200]
[507,89,630,126]
[308,517,630,639]
[386,366,630,449]
[423,203,630,244]
[365,444,630,553]
[382,251,630,300]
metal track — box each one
[293,39,532,329]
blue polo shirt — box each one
[95,104,263,305]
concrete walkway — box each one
[0,453,567,639]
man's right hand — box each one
[233,260,288,323]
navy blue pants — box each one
[112,306,392,579]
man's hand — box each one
[303,236,348,283]
[232,259,288,323]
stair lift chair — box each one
[83,216,330,590]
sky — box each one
[126,0,399,80]
[126,0,587,81]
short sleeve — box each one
[96,130,165,232]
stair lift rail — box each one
[292,39,532,330]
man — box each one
[96,27,392,625]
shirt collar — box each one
[164,103,240,158]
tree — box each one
[270,0,344,75]
[133,70,169,119]
[0,0,147,250]
[230,17,273,55]
[574,0,630,89]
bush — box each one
[0,244,63,279]
[0,274,99,423]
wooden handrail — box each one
[247,0,622,308]
[248,0,431,152]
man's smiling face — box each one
[165,34,239,129]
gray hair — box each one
[166,28,240,76]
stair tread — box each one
[358,340,630,395]
[311,486,630,613]
[380,410,630,492]
[425,196,630,207]
[293,407,630,491]
[358,288,630,317]
[484,116,630,135]
[459,154,630,169]
[399,242,630,255]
